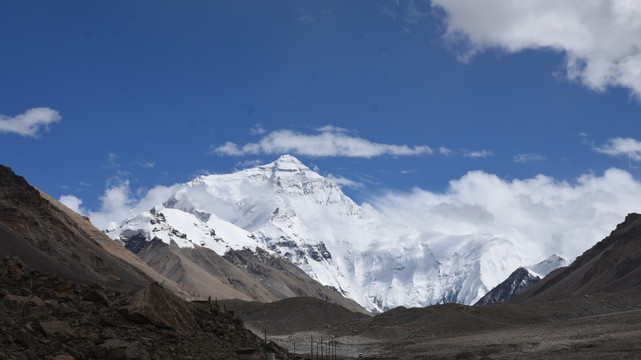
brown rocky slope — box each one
[0,164,184,296]
[0,256,279,360]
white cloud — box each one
[595,137,641,161]
[439,146,453,156]
[140,160,155,169]
[432,0,641,99]
[326,173,363,189]
[59,195,86,215]
[513,153,547,163]
[85,180,181,231]
[212,126,433,158]
[0,107,61,137]
[87,181,135,231]
[250,125,266,135]
[235,159,264,169]
[463,149,493,158]
[371,168,641,260]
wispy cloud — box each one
[403,0,429,24]
[437,146,493,159]
[432,0,641,99]
[0,107,61,137]
[595,137,641,161]
[212,126,433,158]
[250,124,266,135]
[140,160,156,169]
[297,9,314,24]
[439,147,454,157]
[380,0,430,25]
[513,153,546,163]
[463,150,493,158]
[326,173,363,189]
[235,159,264,169]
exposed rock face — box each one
[223,248,368,314]
[475,267,540,306]
[132,237,368,314]
[121,282,197,335]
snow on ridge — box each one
[108,154,567,312]
[526,254,571,279]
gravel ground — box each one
[243,297,641,359]
[246,326,387,359]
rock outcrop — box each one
[0,257,271,359]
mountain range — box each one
[3,161,641,358]
[108,154,567,312]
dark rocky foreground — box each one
[0,257,286,360]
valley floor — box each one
[235,292,641,360]
[391,308,641,359]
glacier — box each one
[108,154,562,313]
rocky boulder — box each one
[120,282,197,335]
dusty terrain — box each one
[224,288,641,359]
[0,257,283,360]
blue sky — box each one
[2,1,641,244]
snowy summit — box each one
[109,155,565,313]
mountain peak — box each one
[275,154,303,164]
[255,155,316,179]
[269,154,308,170]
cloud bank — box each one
[0,107,61,137]
[213,126,432,158]
[371,167,641,260]
[432,0,641,99]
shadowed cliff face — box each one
[513,213,641,303]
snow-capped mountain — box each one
[108,155,565,313]
[475,254,570,306]
[525,254,571,278]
